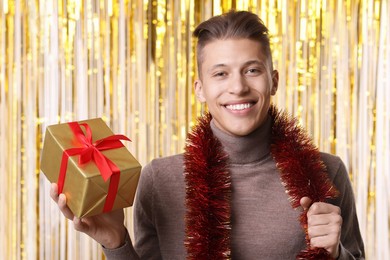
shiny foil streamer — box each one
[0,0,389,259]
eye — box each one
[213,71,227,77]
[245,68,261,75]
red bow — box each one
[57,121,131,213]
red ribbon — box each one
[57,121,131,213]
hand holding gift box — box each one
[41,118,141,218]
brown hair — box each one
[193,10,273,75]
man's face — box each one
[195,38,278,136]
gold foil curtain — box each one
[0,0,389,259]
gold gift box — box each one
[40,118,141,218]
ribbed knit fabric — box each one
[103,116,365,260]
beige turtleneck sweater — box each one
[103,117,365,259]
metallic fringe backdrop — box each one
[0,0,389,259]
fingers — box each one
[50,183,93,238]
[307,208,342,226]
[305,202,342,235]
[310,232,340,251]
[50,183,59,203]
[308,222,342,239]
[50,183,75,220]
[309,228,341,258]
[305,201,342,258]
[307,209,342,239]
[307,202,341,216]
[73,217,90,233]
[58,193,75,220]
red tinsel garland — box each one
[184,113,232,260]
[269,106,339,259]
[184,105,339,260]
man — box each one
[51,10,365,259]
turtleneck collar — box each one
[210,116,272,164]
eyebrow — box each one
[243,60,266,68]
[207,60,266,73]
[207,63,228,73]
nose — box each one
[227,74,249,95]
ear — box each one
[194,79,206,103]
[271,70,279,95]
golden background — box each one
[0,0,389,259]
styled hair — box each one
[193,10,273,75]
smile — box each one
[225,103,254,111]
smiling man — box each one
[194,37,278,136]
[51,10,365,259]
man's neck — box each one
[210,116,272,164]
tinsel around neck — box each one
[183,105,339,260]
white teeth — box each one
[225,103,253,111]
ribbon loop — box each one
[67,121,131,181]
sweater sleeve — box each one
[133,162,162,259]
[102,230,140,260]
[103,162,161,260]
[329,157,365,259]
